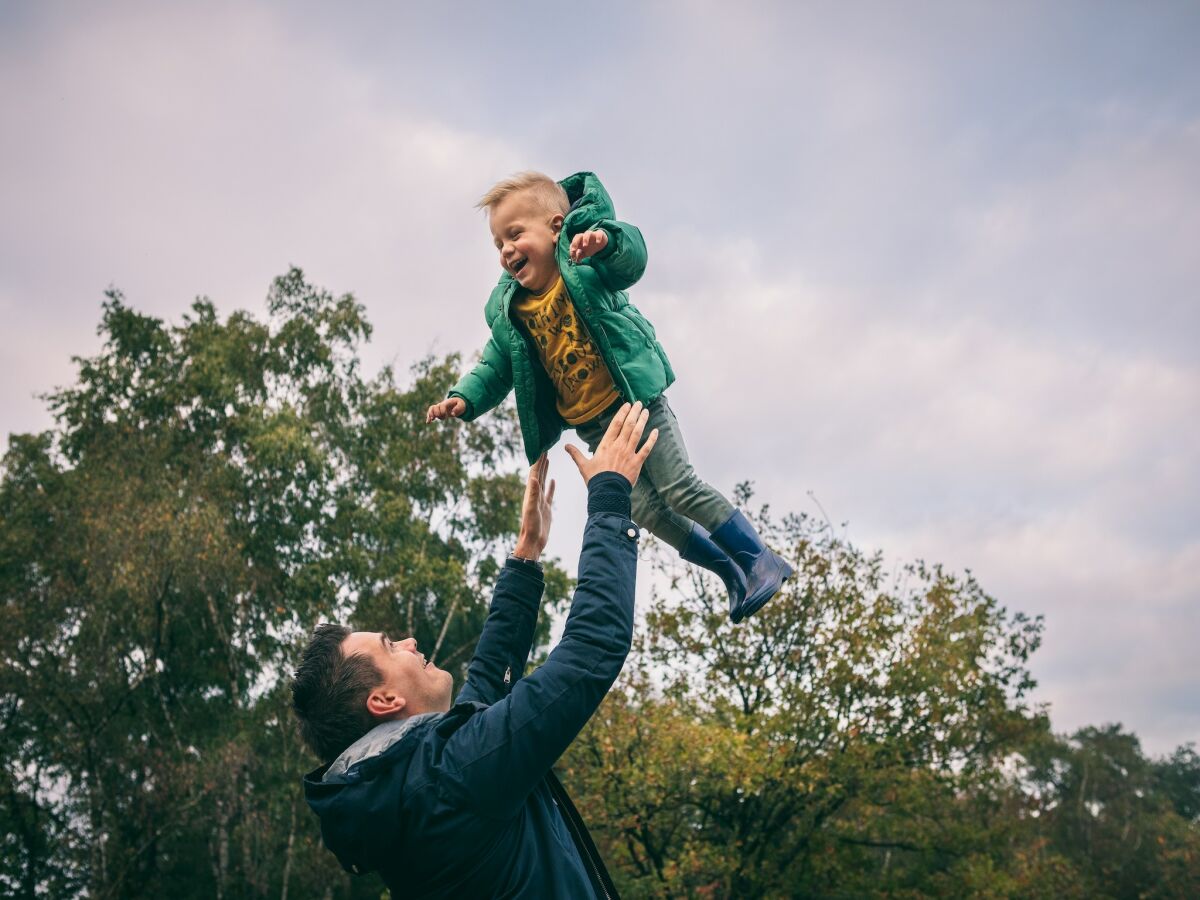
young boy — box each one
[426,171,792,622]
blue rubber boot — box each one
[709,510,795,623]
[680,524,748,617]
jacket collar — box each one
[323,712,440,782]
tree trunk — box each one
[280,796,298,900]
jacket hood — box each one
[558,171,616,230]
[302,713,439,875]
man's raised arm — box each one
[453,457,555,707]
[440,403,659,819]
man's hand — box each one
[565,401,658,486]
[568,229,609,264]
[513,455,555,561]
[426,397,466,423]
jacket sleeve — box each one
[439,473,638,819]
[590,219,647,292]
[448,334,513,421]
[452,561,544,707]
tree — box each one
[1018,726,1200,898]
[0,269,566,898]
[4,268,1196,897]
[564,489,1048,897]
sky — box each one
[1,0,1197,755]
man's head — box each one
[478,171,569,294]
[292,624,454,763]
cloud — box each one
[2,0,1197,755]
[635,211,1198,754]
[0,1,523,437]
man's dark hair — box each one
[291,623,384,764]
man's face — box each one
[489,190,564,294]
[341,632,453,719]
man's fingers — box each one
[637,427,660,460]
[602,403,632,444]
[624,408,650,453]
[564,443,587,473]
[546,478,556,506]
[618,401,645,446]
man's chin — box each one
[437,671,454,710]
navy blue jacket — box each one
[304,473,636,898]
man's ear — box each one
[366,687,406,719]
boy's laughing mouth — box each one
[510,257,527,275]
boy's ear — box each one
[550,213,564,235]
[366,688,406,719]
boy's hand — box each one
[568,229,609,264]
[426,397,466,423]
[565,402,658,486]
[513,455,555,561]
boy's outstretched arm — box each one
[427,334,513,424]
[570,220,648,292]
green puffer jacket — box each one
[448,172,675,464]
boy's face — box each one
[489,190,564,294]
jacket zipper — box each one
[505,280,634,418]
[503,665,511,688]
[548,773,616,899]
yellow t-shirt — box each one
[511,275,620,425]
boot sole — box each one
[730,558,795,624]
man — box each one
[293,401,658,898]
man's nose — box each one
[401,637,417,651]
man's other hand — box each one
[564,401,659,486]
[513,455,555,561]
[426,397,466,423]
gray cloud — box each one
[2,0,1197,754]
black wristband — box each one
[587,472,633,518]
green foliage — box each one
[0,270,567,899]
[2,269,1195,897]
[563,501,1200,897]
[1017,726,1200,898]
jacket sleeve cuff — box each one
[592,220,619,260]
[447,390,475,420]
[587,472,633,517]
[502,557,545,586]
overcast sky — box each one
[2,0,1197,754]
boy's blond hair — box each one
[476,171,569,216]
